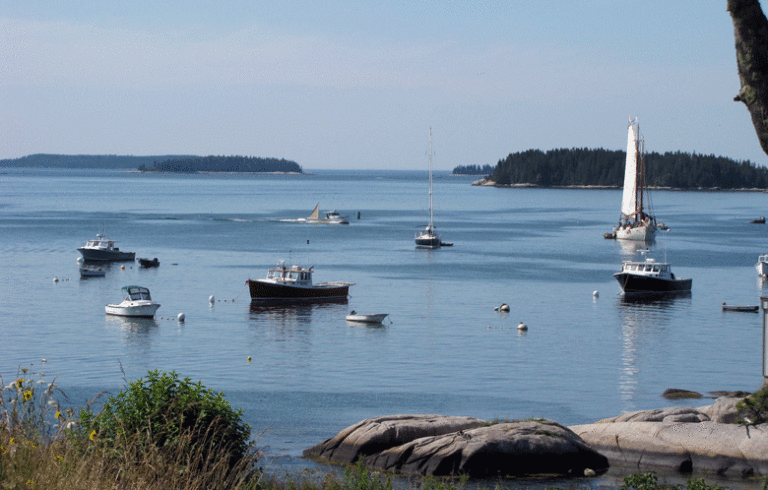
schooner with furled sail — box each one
[613,117,657,242]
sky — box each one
[1,1,766,170]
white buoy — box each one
[500,303,510,312]
[41,359,47,363]
[209,295,215,304]
[52,277,59,283]
[121,265,125,270]
[593,290,599,298]
[517,322,528,331]
[493,306,499,311]
[177,313,185,322]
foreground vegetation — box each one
[2,367,766,490]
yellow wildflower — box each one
[26,479,34,486]
[9,438,15,445]
[55,410,60,419]
[16,378,24,387]
[89,429,96,441]
[54,455,63,462]
[23,390,33,401]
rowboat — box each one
[721,303,759,313]
[346,311,389,323]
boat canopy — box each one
[122,285,152,301]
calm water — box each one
[2,168,768,487]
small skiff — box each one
[346,311,389,323]
[721,303,759,313]
[80,267,106,278]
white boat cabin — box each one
[123,286,153,301]
[619,258,675,279]
[265,262,314,286]
[83,235,117,250]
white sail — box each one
[620,120,639,218]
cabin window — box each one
[652,266,659,272]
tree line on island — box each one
[139,155,302,173]
[453,148,768,189]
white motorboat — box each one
[614,256,691,294]
[305,204,349,224]
[78,232,135,261]
[105,285,161,318]
[613,117,658,242]
[346,311,389,323]
[79,266,106,278]
[756,254,768,276]
[415,128,443,249]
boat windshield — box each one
[124,287,151,301]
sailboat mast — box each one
[636,127,644,216]
[428,127,434,229]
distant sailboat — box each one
[415,128,442,249]
[307,203,320,221]
[614,117,657,242]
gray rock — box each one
[570,420,768,477]
[364,419,609,477]
[304,415,608,477]
[302,414,486,464]
[597,406,710,424]
[698,397,747,424]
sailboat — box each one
[415,128,442,249]
[614,117,657,242]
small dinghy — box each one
[346,311,389,323]
[80,266,106,278]
[721,303,759,313]
[138,257,160,268]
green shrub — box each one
[736,385,768,425]
[77,369,253,470]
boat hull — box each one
[78,248,135,262]
[346,313,388,323]
[247,280,350,301]
[105,302,160,318]
[614,273,691,293]
[615,223,656,242]
[80,267,105,278]
[415,233,441,249]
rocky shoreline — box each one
[303,397,767,480]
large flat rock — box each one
[570,421,768,477]
[304,415,608,477]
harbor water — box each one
[1,168,767,488]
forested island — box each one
[0,154,196,169]
[452,164,495,175]
[139,155,302,173]
[456,148,768,189]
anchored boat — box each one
[105,286,161,318]
[614,256,691,294]
[613,117,658,242]
[247,262,354,301]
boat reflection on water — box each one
[616,291,692,414]
[248,298,348,327]
[104,315,159,348]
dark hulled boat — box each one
[614,257,691,294]
[247,262,354,301]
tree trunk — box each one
[728,0,768,156]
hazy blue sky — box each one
[1,1,765,170]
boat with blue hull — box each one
[78,233,135,262]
